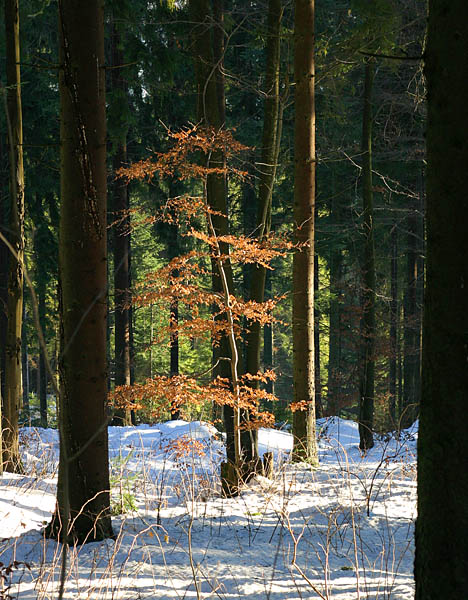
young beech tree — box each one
[189,0,238,466]
[46,0,113,544]
[414,0,468,595]
[114,126,287,494]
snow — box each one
[0,418,417,599]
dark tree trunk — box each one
[0,140,9,418]
[414,1,468,595]
[314,252,323,418]
[401,199,420,428]
[243,0,282,464]
[190,0,237,464]
[327,181,343,417]
[38,289,48,428]
[358,60,375,451]
[263,271,274,396]
[3,0,25,473]
[47,0,113,544]
[291,0,319,465]
[168,203,180,420]
[33,199,49,429]
[111,21,132,426]
[389,223,398,427]
[21,302,29,418]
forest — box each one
[0,0,467,598]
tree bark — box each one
[314,252,323,418]
[241,0,282,464]
[47,0,113,543]
[414,1,468,595]
[327,176,343,417]
[389,222,398,427]
[358,59,375,451]
[263,271,274,396]
[3,0,25,473]
[111,21,132,426]
[401,199,420,428]
[291,0,319,465]
[167,195,180,420]
[33,197,49,429]
[190,0,238,464]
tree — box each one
[291,0,319,465]
[110,15,132,426]
[189,0,239,466]
[47,0,113,544]
[2,0,25,473]
[243,0,283,465]
[414,0,468,596]
[358,58,375,451]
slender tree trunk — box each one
[314,252,323,418]
[168,201,180,420]
[33,198,49,429]
[358,59,375,451]
[0,139,9,414]
[243,0,282,464]
[38,287,48,428]
[21,301,29,418]
[415,1,468,595]
[0,171,7,470]
[263,271,274,396]
[3,0,25,473]
[190,0,238,465]
[212,0,225,128]
[402,200,419,428]
[291,0,319,465]
[47,0,113,543]
[389,222,398,427]
[111,21,132,426]
[327,180,343,417]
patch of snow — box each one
[0,417,417,599]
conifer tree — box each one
[2,0,25,473]
[292,0,319,465]
[47,0,113,544]
[415,0,468,595]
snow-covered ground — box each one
[0,418,417,599]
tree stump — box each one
[263,452,274,479]
[220,461,239,497]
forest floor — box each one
[0,417,417,599]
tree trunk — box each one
[327,179,343,417]
[314,252,323,418]
[0,139,8,414]
[38,286,48,428]
[47,0,113,544]
[168,203,180,420]
[0,157,8,470]
[190,0,238,465]
[291,0,319,465]
[414,2,468,595]
[263,271,274,396]
[242,0,282,463]
[111,21,132,426]
[21,301,29,419]
[401,200,419,428]
[358,59,375,451]
[2,0,25,473]
[33,198,49,429]
[389,222,398,427]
